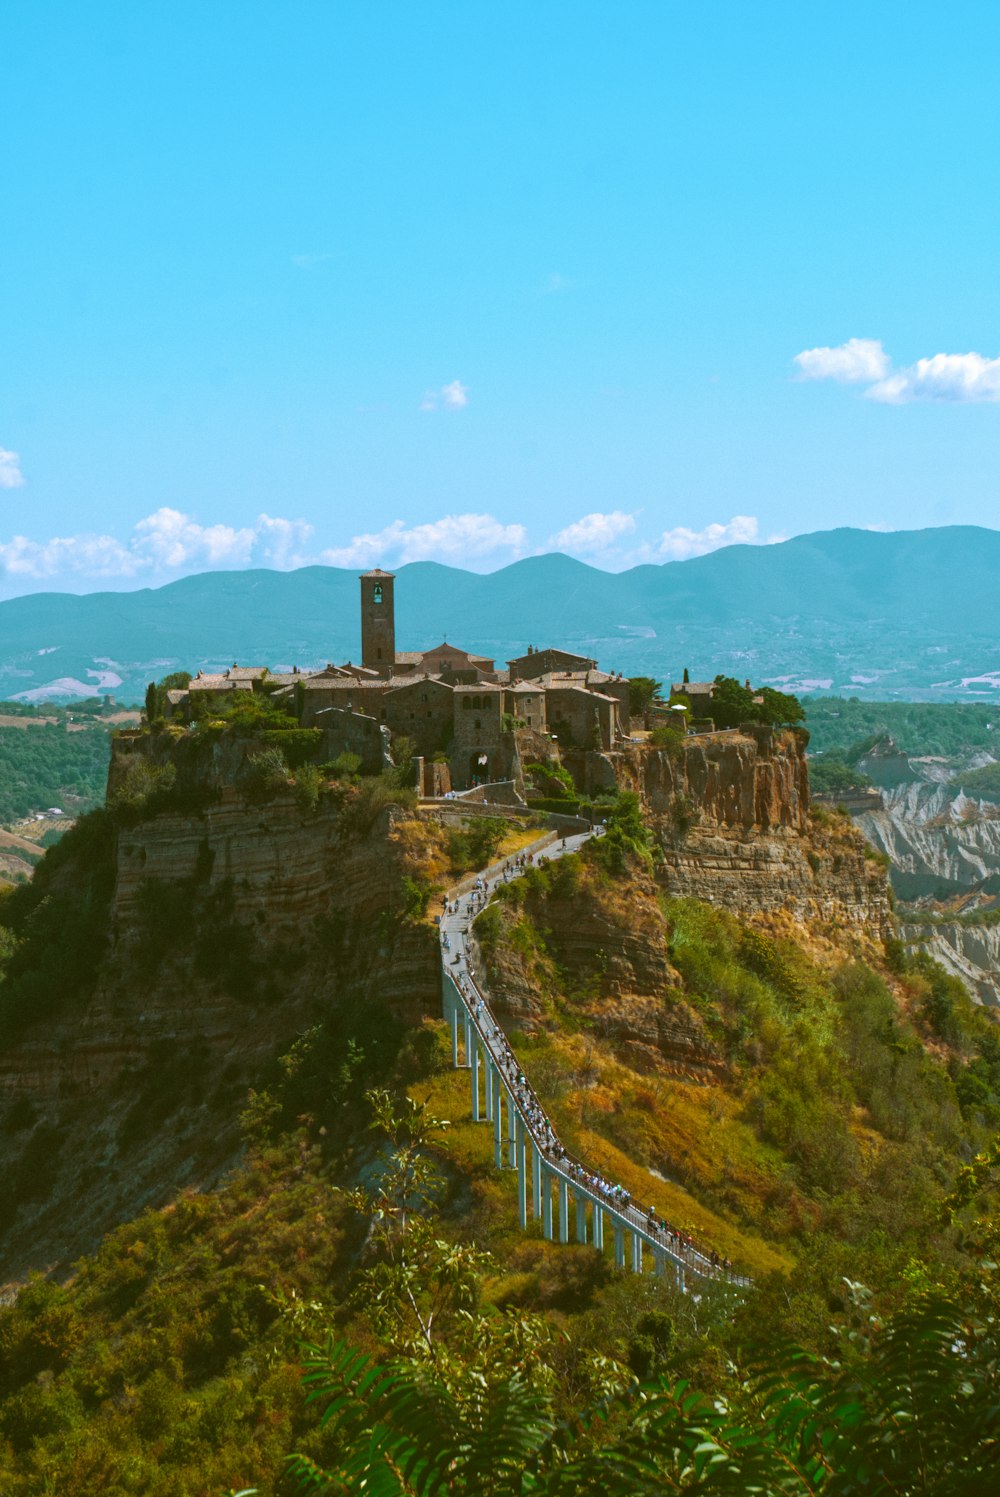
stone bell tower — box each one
[360,568,396,674]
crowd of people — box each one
[440,832,742,1285]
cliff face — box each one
[0,788,440,1283]
[477,865,721,1078]
[602,729,890,938]
[857,782,1000,895]
[901,920,1000,1008]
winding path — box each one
[438,825,750,1289]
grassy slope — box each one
[1,806,998,1490]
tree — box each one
[708,677,803,731]
[628,677,664,717]
[289,1269,1000,1494]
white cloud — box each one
[132,508,258,570]
[254,513,314,569]
[322,513,527,570]
[867,352,1000,404]
[794,338,1000,405]
[793,338,890,383]
[0,446,25,489]
[421,379,469,412]
[549,510,638,556]
[654,514,765,562]
[0,509,314,582]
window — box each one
[377,648,382,660]
[475,719,481,730]
[462,698,471,711]
[373,583,383,604]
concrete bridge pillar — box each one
[493,1070,504,1167]
[516,1115,527,1229]
[463,1012,472,1068]
[574,1191,587,1244]
[632,1233,643,1274]
[654,1250,666,1276]
[542,1168,554,1241]
[484,1056,494,1123]
[450,1002,459,1067]
[558,1177,569,1244]
[507,1091,517,1168]
[613,1220,626,1270]
[470,1038,480,1122]
[593,1204,604,1252]
[532,1143,543,1219]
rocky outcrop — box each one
[901,920,1000,1008]
[0,789,440,1284]
[478,867,722,1076]
[598,729,891,937]
[857,782,1000,897]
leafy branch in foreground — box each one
[285,1090,1000,1496]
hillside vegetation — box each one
[805,696,1000,758]
[1,782,998,1490]
[0,698,120,826]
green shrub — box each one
[292,764,322,812]
[242,747,290,803]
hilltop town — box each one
[162,568,638,793]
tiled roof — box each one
[454,682,502,693]
[393,652,424,665]
[671,682,715,694]
[228,666,268,680]
[360,567,395,578]
[301,677,388,690]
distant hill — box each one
[2,525,1000,703]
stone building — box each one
[163,567,634,789]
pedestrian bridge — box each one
[439,829,750,1290]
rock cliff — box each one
[596,729,890,938]
[0,787,440,1283]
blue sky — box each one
[3,1,1000,594]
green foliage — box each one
[587,792,652,874]
[807,751,873,795]
[649,724,686,756]
[708,677,805,731]
[804,697,1000,759]
[292,764,323,812]
[0,712,113,822]
[342,773,418,833]
[0,807,116,1043]
[949,759,1000,802]
[446,816,507,874]
[525,761,576,799]
[329,750,363,780]
[628,676,664,716]
[260,727,323,768]
[287,1118,1000,1495]
[241,746,290,802]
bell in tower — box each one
[359,568,396,674]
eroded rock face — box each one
[900,921,1000,1008]
[0,793,438,1284]
[478,868,721,1076]
[607,731,890,937]
[857,782,1000,893]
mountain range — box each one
[2,524,999,704]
